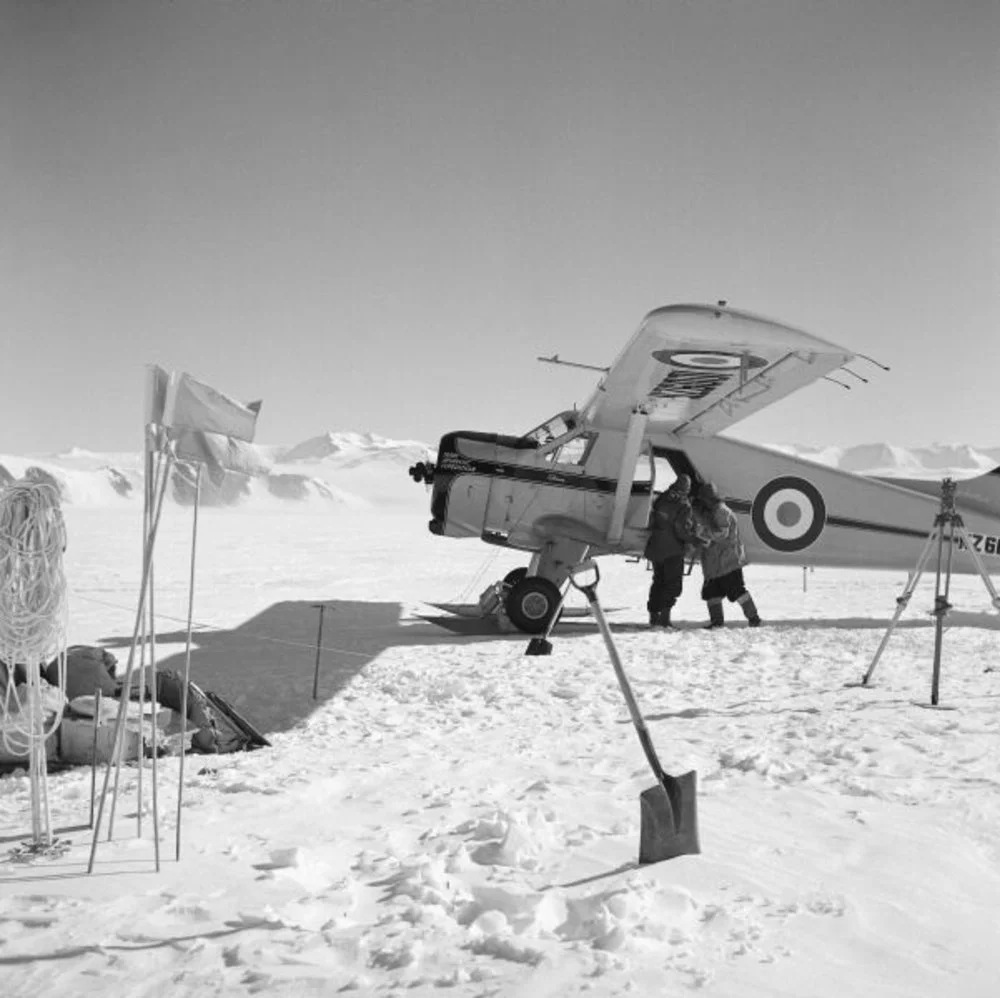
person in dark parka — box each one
[643,474,704,628]
[693,481,762,628]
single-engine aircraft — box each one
[409,303,1000,633]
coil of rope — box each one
[0,481,69,757]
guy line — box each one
[70,591,372,659]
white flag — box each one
[164,372,262,443]
[171,429,267,487]
[144,365,171,426]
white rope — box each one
[0,481,68,844]
[72,591,373,658]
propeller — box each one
[408,459,437,486]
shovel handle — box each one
[573,568,671,786]
[568,559,600,595]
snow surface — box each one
[1,441,1000,997]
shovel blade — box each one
[638,770,700,865]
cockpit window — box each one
[523,412,578,446]
[548,434,591,465]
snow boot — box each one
[738,593,762,627]
[705,599,725,629]
[651,607,676,630]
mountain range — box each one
[1,434,998,510]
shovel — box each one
[568,561,700,865]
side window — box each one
[633,445,653,486]
[652,455,679,492]
[523,412,579,447]
[553,433,592,466]
[542,433,594,466]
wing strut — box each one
[607,408,649,544]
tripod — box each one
[861,478,1000,704]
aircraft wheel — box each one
[503,567,528,587]
[505,577,561,634]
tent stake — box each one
[312,604,327,700]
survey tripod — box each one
[861,478,1000,704]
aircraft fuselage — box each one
[422,424,1000,577]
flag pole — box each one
[175,462,202,861]
[147,445,163,871]
[88,688,102,828]
[135,439,153,837]
[88,448,173,873]
[110,436,161,839]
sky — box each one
[3,0,998,455]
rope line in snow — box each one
[71,591,375,659]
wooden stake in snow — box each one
[312,603,328,700]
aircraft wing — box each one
[580,304,856,436]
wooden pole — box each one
[136,445,152,836]
[88,452,172,873]
[110,446,161,837]
[89,688,102,828]
[148,546,161,872]
[145,447,162,871]
[175,464,202,862]
[312,604,326,700]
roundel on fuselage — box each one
[751,476,827,552]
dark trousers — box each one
[701,568,747,602]
[647,555,685,615]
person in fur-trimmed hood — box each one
[693,482,762,629]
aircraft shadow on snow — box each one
[97,600,551,735]
[97,601,1000,736]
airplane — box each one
[408,303,1000,634]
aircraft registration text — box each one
[957,532,1000,555]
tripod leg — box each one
[955,525,1000,610]
[862,528,939,686]
[930,519,956,706]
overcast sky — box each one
[3,0,997,454]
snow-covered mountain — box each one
[772,442,1000,477]
[0,432,431,510]
[1,437,998,510]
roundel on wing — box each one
[651,349,768,371]
[751,476,827,552]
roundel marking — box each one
[651,349,768,371]
[751,476,827,552]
